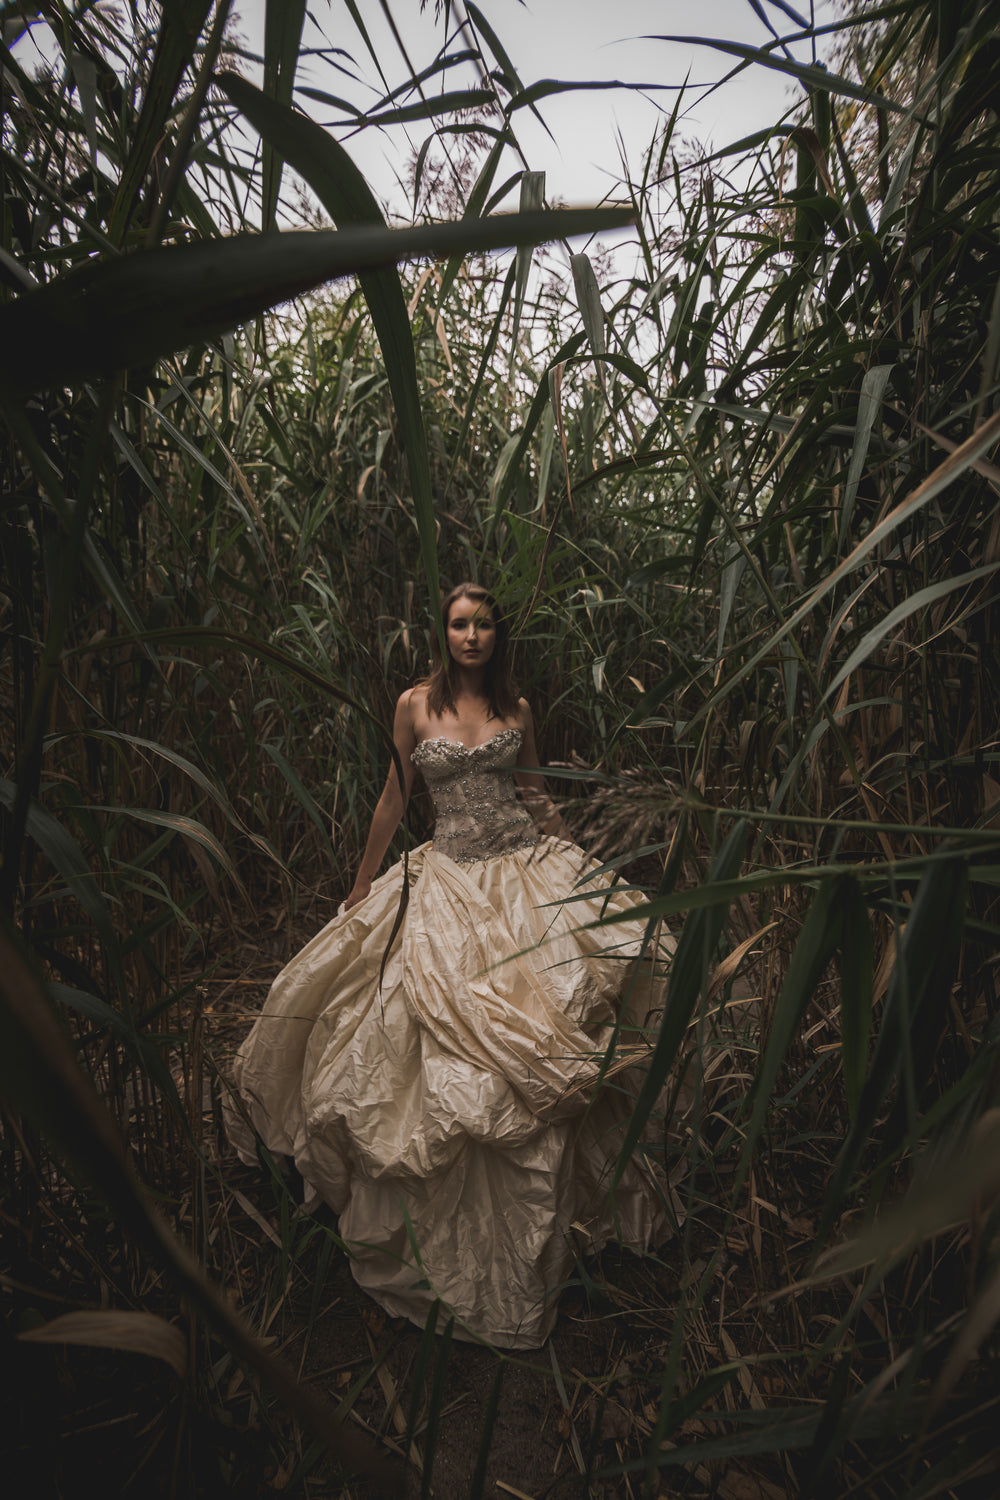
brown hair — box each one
[423,582,519,722]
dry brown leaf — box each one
[717,1469,787,1500]
[719,1328,765,1410]
[364,1329,407,1436]
[434,313,454,374]
[599,1402,631,1443]
[982,772,1000,828]
[706,923,778,1004]
[268,1454,294,1491]
[18,1308,186,1379]
[361,1305,385,1337]
[872,924,904,1007]
[406,264,435,315]
[229,1186,282,1247]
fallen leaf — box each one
[362,1305,385,1337]
[599,1403,631,1442]
[17,1309,186,1378]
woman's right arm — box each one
[343,690,419,910]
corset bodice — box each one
[411,728,540,864]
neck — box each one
[450,661,489,701]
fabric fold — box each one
[227,824,672,1348]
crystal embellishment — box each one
[411,728,540,864]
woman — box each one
[227,583,671,1348]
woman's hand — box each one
[344,876,372,911]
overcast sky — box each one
[9,0,841,216]
[232,0,839,214]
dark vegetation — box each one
[2,0,1000,1494]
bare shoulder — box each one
[403,683,431,718]
[393,686,422,739]
[516,696,534,730]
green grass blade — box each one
[107,0,215,243]
[419,1316,454,1500]
[510,169,545,370]
[838,876,874,1125]
[469,1360,504,1500]
[92,805,247,899]
[261,0,307,231]
[650,33,912,115]
[217,68,440,633]
[732,876,848,1206]
[0,776,124,996]
[610,820,749,1190]
[839,362,893,546]
[825,561,1000,700]
[693,403,1000,725]
[822,856,969,1235]
[260,742,334,854]
[0,211,632,396]
[360,88,494,127]
[403,1299,439,1470]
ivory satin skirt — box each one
[226,838,672,1348]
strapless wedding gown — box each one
[226,729,672,1347]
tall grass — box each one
[2,0,1000,1493]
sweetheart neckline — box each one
[413,727,522,755]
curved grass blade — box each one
[840,362,893,546]
[816,1109,1000,1282]
[825,561,1000,700]
[91,806,247,901]
[46,980,182,1113]
[465,0,552,139]
[359,88,492,127]
[0,212,633,397]
[260,742,334,853]
[403,1300,439,1471]
[489,330,588,523]
[17,1309,186,1377]
[649,33,911,115]
[693,404,1000,725]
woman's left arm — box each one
[514,700,570,839]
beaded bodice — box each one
[411,728,540,864]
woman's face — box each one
[446,595,497,668]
